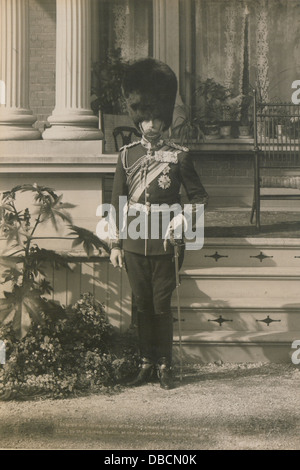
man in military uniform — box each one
[110,58,208,389]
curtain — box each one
[97,0,152,62]
[179,0,300,105]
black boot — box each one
[157,358,174,390]
[127,358,154,387]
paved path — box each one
[0,363,300,450]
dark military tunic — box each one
[111,138,208,256]
[110,137,208,362]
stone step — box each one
[185,248,300,268]
[173,330,300,344]
[172,297,300,309]
[181,266,300,277]
[170,260,300,363]
[184,240,300,268]
[172,267,300,308]
[172,331,298,363]
[171,308,300,332]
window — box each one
[179,0,300,105]
[96,0,153,63]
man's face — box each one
[140,119,164,142]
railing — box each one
[252,94,300,229]
[256,101,300,165]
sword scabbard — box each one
[174,244,183,381]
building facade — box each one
[1,0,300,362]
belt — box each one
[128,201,181,214]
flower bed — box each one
[0,293,139,400]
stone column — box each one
[0,0,40,140]
[43,0,103,140]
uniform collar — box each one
[140,135,164,153]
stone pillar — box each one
[43,0,103,140]
[0,0,40,140]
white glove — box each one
[163,213,187,251]
[110,248,124,268]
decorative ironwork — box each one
[256,102,300,160]
[205,251,229,262]
[256,315,281,327]
[173,317,185,323]
[253,98,300,229]
[250,251,273,263]
[208,315,233,327]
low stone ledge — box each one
[0,140,118,173]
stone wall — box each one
[29,0,56,132]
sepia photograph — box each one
[0,0,300,453]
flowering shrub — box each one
[0,293,139,400]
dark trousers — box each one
[124,250,184,363]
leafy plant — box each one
[195,78,229,125]
[172,104,205,145]
[0,293,140,400]
[171,79,231,142]
[0,184,109,339]
[91,48,129,116]
[222,94,243,121]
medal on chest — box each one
[158,165,171,189]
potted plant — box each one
[221,94,243,138]
[255,101,290,141]
[91,49,132,152]
[194,78,229,139]
[171,104,205,146]
[271,103,291,140]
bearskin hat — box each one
[122,58,177,131]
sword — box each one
[174,243,183,382]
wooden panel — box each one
[80,262,95,296]
[184,246,300,268]
[176,268,300,309]
[106,263,123,329]
[92,260,110,312]
[0,173,104,245]
[120,269,133,332]
[52,266,68,307]
[172,308,300,332]
[1,236,300,365]
[65,263,81,306]
[178,277,300,303]
[172,341,294,364]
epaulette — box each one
[163,139,189,153]
[119,140,141,152]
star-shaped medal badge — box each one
[158,173,171,189]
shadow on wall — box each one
[44,258,132,333]
[171,233,296,364]
[35,0,56,21]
